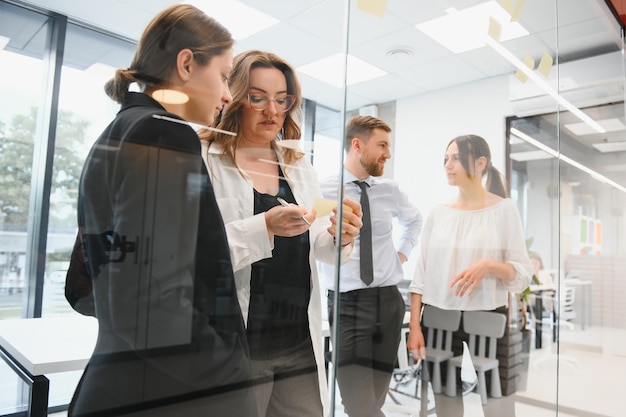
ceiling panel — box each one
[234,22,338,66]
[348,25,452,73]
[395,54,489,93]
[15,0,622,112]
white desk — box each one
[2,312,412,416]
[0,315,97,417]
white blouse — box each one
[409,198,532,311]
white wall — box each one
[393,75,514,277]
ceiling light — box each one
[152,89,188,105]
[565,118,625,136]
[511,127,626,193]
[592,141,626,153]
[184,1,278,40]
[297,53,387,87]
[0,36,9,50]
[488,38,605,133]
[415,1,528,54]
[386,47,414,62]
[510,150,554,161]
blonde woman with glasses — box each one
[200,50,362,417]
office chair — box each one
[445,311,506,405]
[422,305,462,394]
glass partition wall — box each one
[0,1,624,416]
[340,1,624,416]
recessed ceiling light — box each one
[184,1,278,40]
[592,141,626,153]
[565,118,625,136]
[415,1,529,54]
[386,47,414,61]
[297,53,387,87]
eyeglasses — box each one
[247,93,295,113]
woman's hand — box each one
[328,197,363,247]
[407,328,426,361]
[265,204,316,238]
[449,259,492,297]
[397,252,408,264]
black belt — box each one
[327,285,398,300]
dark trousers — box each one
[328,285,405,417]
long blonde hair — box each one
[201,50,303,166]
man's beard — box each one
[360,155,384,177]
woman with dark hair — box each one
[201,50,362,417]
[406,134,532,411]
[68,5,255,416]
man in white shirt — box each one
[319,115,423,417]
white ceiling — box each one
[16,0,623,112]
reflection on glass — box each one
[0,3,48,320]
[0,0,624,416]
[509,100,626,416]
[67,5,258,416]
[42,24,135,318]
[344,0,622,416]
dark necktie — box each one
[355,181,373,285]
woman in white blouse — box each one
[200,50,362,417]
[407,134,532,360]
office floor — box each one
[329,322,622,417]
[38,325,626,417]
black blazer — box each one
[68,93,256,417]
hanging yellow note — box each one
[356,0,387,17]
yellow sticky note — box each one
[538,51,553,78]
[511,0,526,22]
[356,0,387,17]
[514,69,528,83]
[515,53,535,83]
[488,16,502,42]
[313,199,335,218]
[313,198,353,218]
[501,0,514,15]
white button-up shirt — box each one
[319,171,423,292]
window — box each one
[0,1,50,320]
[42,23,134,317]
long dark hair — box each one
[447,134,508,198]
[104,4,233,103]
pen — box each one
[276,197,311,226]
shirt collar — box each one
[343,170,373,187]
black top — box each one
[247,166,311,358]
